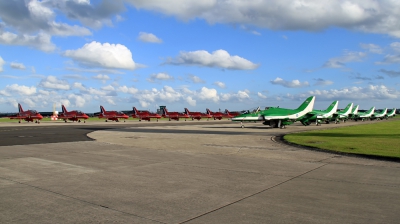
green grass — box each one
[284,119,400,159]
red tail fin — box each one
[206,108,211,115]
[225,109,229,114]
[100,105,106,114]
[18,103,24,113]
[184,108,190,115]
[132,107,138,115]
[162,108,168,116]
[61,105,68,113]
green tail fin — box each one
[324,101,338,112]
[296,96,315,111]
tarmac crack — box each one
[178,163,328,224]
[0,176,167,224]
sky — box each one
[1,0,400,113]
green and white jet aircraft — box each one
[353,107,375,121]
[348,105,359,120]
[298,100,338,126]
[386,108,397,118]
[331,103,353,123]
[232,96,315,128]
[371,108,388,120]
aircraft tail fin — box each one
[61,105,68,113]
[352,105,359,114]
[18,103,24,113]
[342,103,353,113]
[206,108,211,115]
[184,108,190,115]
[162,107,168,116]
[325,101,339,113]
[296,96,315,112]
[100,105,106,114]
[367,107,375,115]
[132,107,138,115]
[225,109,230,114]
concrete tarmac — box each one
[0,119,399,223]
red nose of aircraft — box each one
[37,114,44,119]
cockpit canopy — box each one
[28,110,38,114]
[117,111,125,115]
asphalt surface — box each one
[0,120,399,223]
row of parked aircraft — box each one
[232,96,396,128]
[7,104,241,124]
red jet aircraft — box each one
[224,109,242,119]
[58,105,89,123]
[9,103,43,124]
[132,107,161,122]
[206,108,225,120]
[184,108,212,121]
[98,106,129,122]
[162,107,190,121]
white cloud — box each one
[39,76,70,90]
[360,43,383,54]
[0,31,56,52]
[271,77,310,88]
[305,85,399,101]
[197,87,219,102]
[126,1,400,38]
[117,86,138,94]
[68,94,86,107]
[258,92,267,99]
[0,56,4,72]
[64,41,136,70]
[63,74,87,80]
[10,62,26,70]
[138,32,163,43]
[186,96,196,106]
[220,90,250,102]
[213,81,226,88]
[0,84,36,96]
[101,85,115,91]
[314,78,334,86]
[167,49,259,70]
[188,74,205,83]
[376,55,400,65]
[72,82,87,91]
[92,74,110,83]
[323,51,367,68]
[390,42,400,52]
[147,72,174,82]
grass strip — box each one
[284,119,400,159]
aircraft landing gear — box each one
[105,120,108,122]
[64,120,67,123]
[240,121,244,128]
[18,120,21,123]
[84,120,86,123]
[280,125,286,129]
[157,119,159,122]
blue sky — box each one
[1,0,400,113]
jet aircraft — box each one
[232,96,316,128]
[386,108,397,118]
[298,100,338,126]
[184,108,212,121]
[206,108,225,120]
[348,105,359,120]
[162,108,190,121]
[9,103,43,124]
[58,105,89,123]
[371,108,388,120]
[353,107,375,121]
[132,107,161,122]
[98,106,129,122]
[331,103,353,123]
[224,109,242,119]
